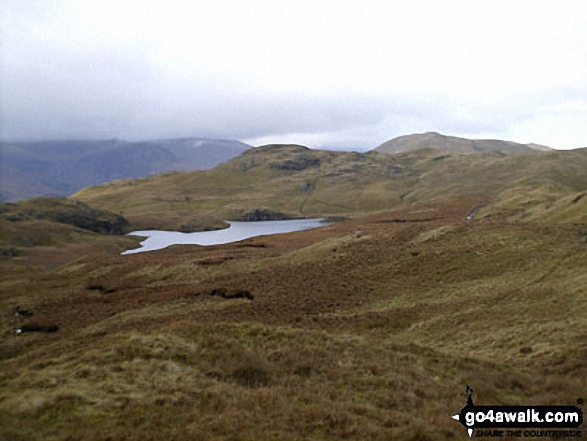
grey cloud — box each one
[1,41,436,144]
[1,33,578,149]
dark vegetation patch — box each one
[205,288,254,301]
[235,242,267,248]
[86,284,116,295]
[197,257,234,265]
[204,370,226,381]
[0,248,19,257]
[18,323,59,333]
[231,365,272,387]
[323,216,349,223]
[1,212,26,222]
[572,192,586,204]
[520,346,533,354]
[12,306,33,318]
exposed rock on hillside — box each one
[239,208,298,221]
[270,153,321,171]
[0,197,130,235]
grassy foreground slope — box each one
[1,200,586,440]
[73,145,587,230]
[2,143,586,439]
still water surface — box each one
[123,218,327,254]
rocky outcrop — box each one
[51,210,130,235]
[0,197,131,235]
[269,153,320,171]
[239,208,297,222]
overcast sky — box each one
[1,1,586,150]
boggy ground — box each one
[1,199,586,440]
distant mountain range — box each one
[375,132,551,154]
[0,138,251,202]
[0,132,564,204]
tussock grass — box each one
[1,201,586,439]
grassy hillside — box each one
[375,132,551,154]
[0,138,251,202]
[1,200,585,440]
[0,197,140,270]
[2,142,586,439]
[0,197,131,235]
[73,145,587,231]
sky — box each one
[1,0,586,150]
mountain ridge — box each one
[374,131,552,154]
[0,138,251,202]
[72,143,587,231]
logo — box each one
[451,386,583,438]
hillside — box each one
[0,138,251,202]
[1,200,586,440]
[0,197,140,269]
[0,197,131,235]
[2,142,587,440]
[73,144,587,231]
[375,132,551,154]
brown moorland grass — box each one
[0,199,586,440]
